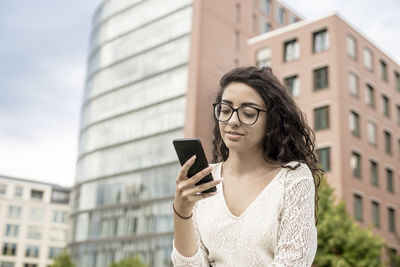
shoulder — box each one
[282,161,313,188]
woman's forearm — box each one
[173,211,198,257]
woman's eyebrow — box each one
[222,99,263,108]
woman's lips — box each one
[226,131,244,139]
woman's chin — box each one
[224,139,245,151]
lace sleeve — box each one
[267,175,317,267]
[171,203,210,267]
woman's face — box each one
[218,82,267,153]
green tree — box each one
[313,178,385,267]
[50,251,76,267]
[109,255,148,267]
[385,232,400,267]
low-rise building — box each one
[0,175,71,267]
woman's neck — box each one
[223,148,280,179]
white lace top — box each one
[171,161,317,267]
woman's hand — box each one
[173,155,222,217]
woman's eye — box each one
[243,112,256,118]
[221,108,231,114]
[241,108,257,117]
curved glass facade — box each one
[70,1,193,266]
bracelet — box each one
[172,203,193,220]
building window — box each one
[347,34,357,59]
[27,226,42,240]
[8,206,22,219]
[395,71,400,92]
[30,190,43,200]
[365,83,375,108]
[234,31,240,51]
[275,5,285,24]
[349,111,360,137]
[398,139,400,160]
[314,105,330,130]
[388,248,398,266]
[51,189,70,204]
[14,186,23,197]
[316,147,331,172]
[53,211,68,223]
[235,3,240,23]
[363,48,373,71]
[284,75,300,97]
[252,14,257,33]
[25,245,39,258]
[261,21,272,33]
[380,60,388,82]
[2,243,17,256]
[384,130,392,155]
[284,39,299,62]
[23,264,37,267]
[367,120,377,146]
[397,105,400,126]
[0,184,6,195]
[5,224,19,237]
[49,229,67,242]
[371,201,380,228]
[388,207,396,233]
[256,47,271,67]
[382,95,390,118]
[260,21,271,33]
[289,14,299,24]
[0,262,15,267]
[351,152,361,178]
[353,194,363,221]
[48,247,63,259]
[313,66,329,90]
[370,160,378,186]
[386,168,394,193]
[260,0,271,15]
[349,72,359,97]
[313,29,328,53]
[30,208,45,221]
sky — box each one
[0,0,399,187]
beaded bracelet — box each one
[172,203,193,220]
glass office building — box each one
[70,0,193,266]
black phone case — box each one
[173,138,216,193]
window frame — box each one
[313,66,329,91]
[314,105,330,130]
[354,194,363,222]
[313,29,328,53]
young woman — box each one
[171,66,323,266]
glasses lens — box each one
[215,103,232,121]
[238,106,258,125]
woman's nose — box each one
[228,110,241,126]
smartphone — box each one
[173,138,216,193]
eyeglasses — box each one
[213,102,266,125]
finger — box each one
[188,178,223,195]
[190,166,213,185]
[177,155,196,182]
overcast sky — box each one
[0,0,399,187]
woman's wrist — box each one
[172,203,193,219]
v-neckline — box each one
[218,162,285,219]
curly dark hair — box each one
[211,66,324,225]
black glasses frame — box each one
[213,102,267,125]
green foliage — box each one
[314,178,385,267]
[109,255,148,267]
[386,243,400,266]
[50,251,76,267]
